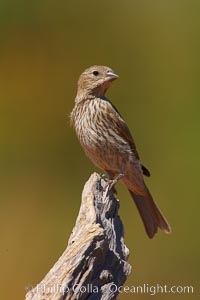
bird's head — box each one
[77,65,119,99]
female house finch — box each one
[70,65,171,238]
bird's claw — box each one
[103,173,124,193]
[100,173,109,181]
[108,173,124,189]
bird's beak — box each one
[106,70,119,81]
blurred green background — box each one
[0,1,200,299]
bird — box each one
[70,65,171,238]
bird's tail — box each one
[129,186,171,238]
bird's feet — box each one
[108,173,124,189]
[101,173,124,193]
[100,173,109,181]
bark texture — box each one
[25,172,131,300]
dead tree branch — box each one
[25,172,131,300]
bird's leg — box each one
[103,171,124,193]
[109,173,124,190]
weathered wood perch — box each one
[25,172,131,300]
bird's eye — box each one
[92,71,99,76]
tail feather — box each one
[129,187,171,238]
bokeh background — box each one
[0,1,200,299]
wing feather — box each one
[105,99,151,176]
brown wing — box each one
[106,99,151,177]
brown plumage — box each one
[70,65,171,238]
